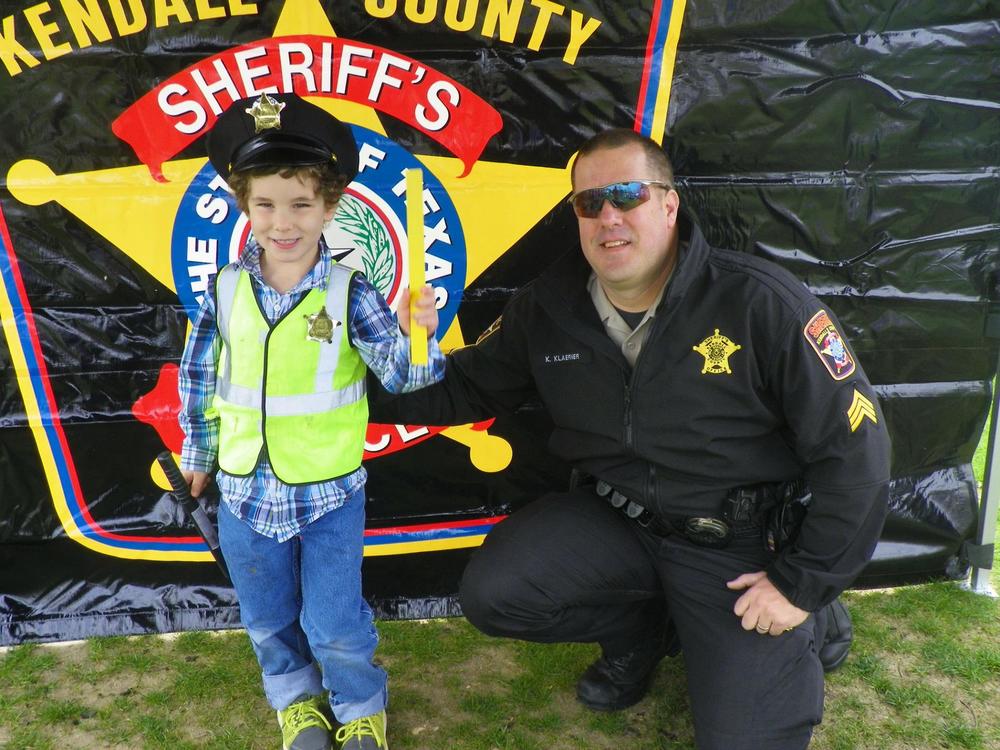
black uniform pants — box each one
[459,488,825,750]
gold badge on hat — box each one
[245,93,286,133]
[693,329,742,374]
[304,308,340,343]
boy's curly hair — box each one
[227,163,349,213]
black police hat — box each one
[206,93,358,182]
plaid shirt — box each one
[178,239,444,541]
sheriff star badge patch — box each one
[693,329,742,374]
[305,308,340,343]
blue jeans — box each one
[218,487,387,723]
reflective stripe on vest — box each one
[212,263,368,484]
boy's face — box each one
[246,172,336,271]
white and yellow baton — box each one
[405,167,428,364]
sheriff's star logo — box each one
[2,0,681,562]
[693,329,742,374]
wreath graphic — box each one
[334,195,396,296]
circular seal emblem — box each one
[170,126,466,337]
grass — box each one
[1,582,998,749]
[1,426,997,749]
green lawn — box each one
[1,574,998,750]
[1,423,997,749]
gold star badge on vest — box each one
[693,329,742,374]
[304,308,340,343]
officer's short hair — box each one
[571,129,675,190]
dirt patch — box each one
[48,654,146,711]
[455,643,521,689]
[387,642,524,747]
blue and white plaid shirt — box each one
[178,238,445,542]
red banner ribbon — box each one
[112,35,502,181]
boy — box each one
[179,92,443,750]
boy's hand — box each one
[398,285,439,338]
[182,469,211,498]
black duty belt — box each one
[595,480,675,537]
[594,479,795,549]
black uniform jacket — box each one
[373,216,891,612]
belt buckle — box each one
[683,517,733,548]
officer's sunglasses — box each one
[567,180,673,219]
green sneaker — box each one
[334,710,388,750]
[277,694,333,750]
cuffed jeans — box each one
[459,488,824,750]
[218,487,387,723]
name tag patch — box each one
[543,352,583,364]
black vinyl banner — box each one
[0,0,997,644]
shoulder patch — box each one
[476,315,502,345]
[803,310,855,380]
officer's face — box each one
[573,145,679,310]
[245,172,337,273]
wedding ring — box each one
[755,624,769,633]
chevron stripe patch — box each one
[847,389,878,432]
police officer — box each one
[371,128,890,749]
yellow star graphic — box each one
[5,0,573,352]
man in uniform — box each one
[372,128,890,749]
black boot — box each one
[818,598,853,673]
[576,622,680,712]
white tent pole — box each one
[967,372,999,597]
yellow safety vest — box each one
[211,263,368,484]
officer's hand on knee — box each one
[727,571,809,635]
